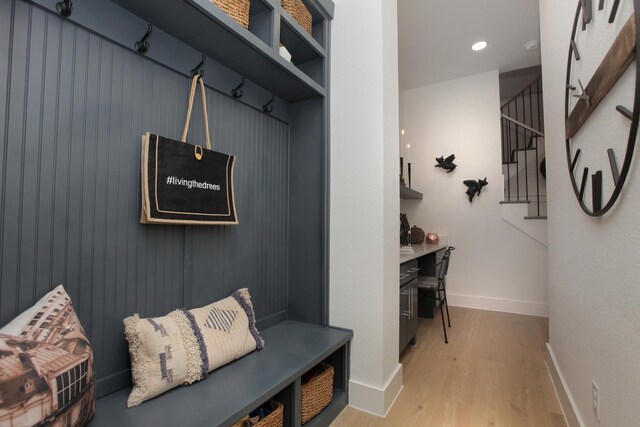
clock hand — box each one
[573,93,591,107]
[566,14,636,139]
[572,79,591,106]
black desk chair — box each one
[416,246,455,343]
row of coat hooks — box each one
[231,76,273,112]
[189,55,275,113]
[134,24,275,113]
[55,2,277,114]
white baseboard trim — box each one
[447,292,548,317]
[348,363,403,417]
[546,343,585,427]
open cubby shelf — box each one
[298,0,329,47]
[279,14,325,87]
[280,10,326,58]
[112,0,328,102]
[248,0,273,46]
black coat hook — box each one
[190,55,206,77]
[56,0,73,17]
[135,24,153,54]
[263,94,275,113]
[231,77,246,98]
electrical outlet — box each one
[592,380,600,422]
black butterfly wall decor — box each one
[435,154,457,173]
[463,178,488,202]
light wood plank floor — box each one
[331,307,566,427]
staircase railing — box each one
[500,75,545,216]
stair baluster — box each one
[500,75,545,218]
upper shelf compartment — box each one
[277,0,329,88]
[112,0,325,102]
[280,0,327,48]
[279,13,326,87]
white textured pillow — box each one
[124,288,263,407]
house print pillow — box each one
[0,285,95,427]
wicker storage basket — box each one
[232,400,284,427]
[210,0,250,29]
[281,0,312,34]
[301,363,334,424]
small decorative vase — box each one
[426,233,439,245]
[410,226,425,245]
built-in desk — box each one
[399,238,449,346]
[400,238,449,263]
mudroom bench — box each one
[7,0,345,425]
[90,321,352,427]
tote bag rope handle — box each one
[181,75,212,150]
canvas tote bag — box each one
[140,75,238,225]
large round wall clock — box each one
[565,0,640,216]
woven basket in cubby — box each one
[281,0,312,34]
[255,400,283,427]
[301,363,334,424]
[232,400,284,427]
[210,0,250,29]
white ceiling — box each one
[398,0,543,91]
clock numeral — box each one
[579,167,589,201]
[581,0,592,30]
[609,0,620,23]
[567,84,577,91]
[616,105,633,120]
[598,0,605,11]
[592,171,603,212]
[571,149,582,173]
[571,40,581,61]
[608,149,620,185]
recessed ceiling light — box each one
[472,41,488,51]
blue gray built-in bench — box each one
[1,0,347,425]
[92,321,352,427]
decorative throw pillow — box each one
[124,288,263,407]
[0,285,95,427]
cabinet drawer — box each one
[400,260,419,286]
[401,259,418,275]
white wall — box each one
[330,0,402,417]
[402,70,548,316]
[540,1,640,425]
